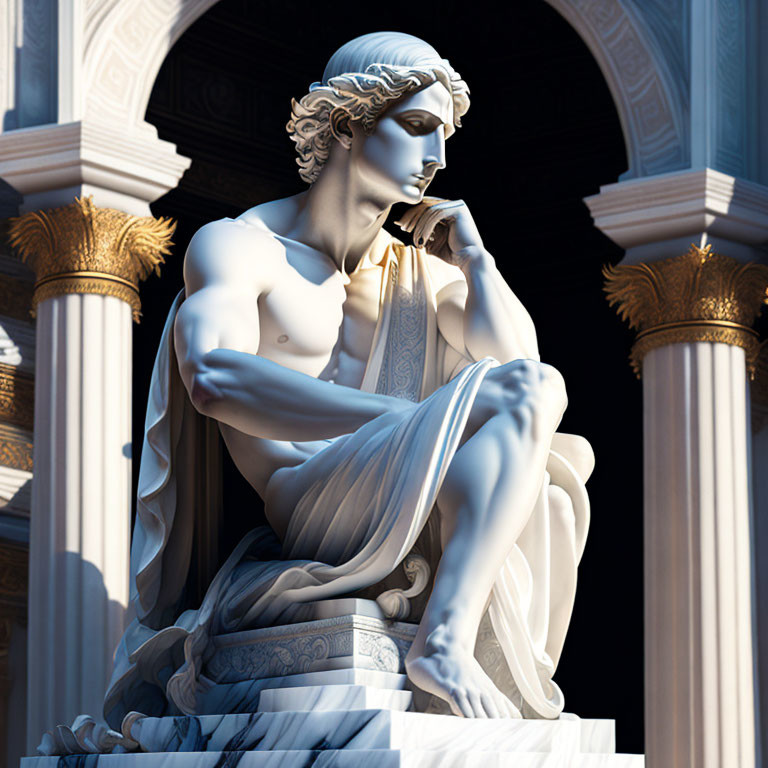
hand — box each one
[395,197,488,271]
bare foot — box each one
[406,625,521,718]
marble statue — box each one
[103,31,594,731]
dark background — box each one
[136,0,643,753]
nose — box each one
[423,130,446,174]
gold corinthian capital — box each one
[603,244,768,378]
[7,196,175,322]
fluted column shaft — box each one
[28,293,132,745]
[644,342,754,768]
[8,197,174,750]
[605,244,768,768]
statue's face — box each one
[351,81,454,204]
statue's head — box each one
[287,32,470,189]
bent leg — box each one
[406,360,567,718]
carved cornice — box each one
[0,363,33,431]
[7,196,175,322]
[0,424,33,472]
[604,244,768,377]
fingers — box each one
[394,197,445,232]
[412,205,456,249]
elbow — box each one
[180,358,223,416]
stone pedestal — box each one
[34,605,644,767]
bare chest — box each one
[258,250,384,381]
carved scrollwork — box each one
[7,196,176,322]
[604,243,768,377]
[376,552,431,620]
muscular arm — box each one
[175,219,410,441]
[435,250,539,365]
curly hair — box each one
[286,34,470,184]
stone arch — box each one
[82,0,220,129]
[544,0,688,178]
[82,0,687,180]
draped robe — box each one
[104,237,590,729]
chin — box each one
[400,184,425,203]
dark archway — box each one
[138,0,641,752]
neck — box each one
[287,144,392,275]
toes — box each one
[467,691,488,718]
[452,689,474,718]
[480,692,501,718]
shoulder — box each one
[183,213,286,295]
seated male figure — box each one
[121,31,593,723]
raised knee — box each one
[503,360,567,413]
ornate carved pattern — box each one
[0,423,33,472]
[7,196,176,322]
[545,0,687,177]
[207,615,417,684]
[0,363,34,431]
[604,244,768,377]
[714,0,747,176]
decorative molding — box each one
[604,243,768,377]
[0,120,192,216]
[0,363,33,431]
[0,423,33,473]
[8,196,176,322]
[82,0,219,130]
[585,168,768,260]
[545,0,687,178]
[207,614,418,684]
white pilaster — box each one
[27,293,131,749]
[643,341,755,768]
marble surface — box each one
[24,749,644,768]
[195,668,408,716]
[257,684,413,712]
[123,710,614,755]
[206,615,418,683]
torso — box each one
[213,202,391,495]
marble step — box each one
[196,668,407,716]
[24,748,645,768]
[257,684,413,712]
[126,710,615,755]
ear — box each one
[329,107,354,150]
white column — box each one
[643,341,755,768]
[27,293,132,747]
